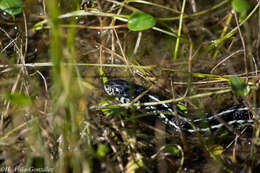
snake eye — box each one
[104,85,113,95]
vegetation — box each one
[0,0,259,172]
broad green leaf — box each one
[232,0,251,19]
[230,76,250,97]
[97,144,109,157]
[128,12,156,31]
[232,0,250,13]
[5,92,32,105]
[0,0,24,16]
[166,144,180,156]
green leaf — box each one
[128,12,156,31]
[166,144,180,156]
[97,144,110,157]
[5,92,32,105]
[230,76,250,97]
[0,0,24,16]
[177,104,187,114]
[232,0,250,19]
[232,0,250,13]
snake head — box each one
[104,80,130,96]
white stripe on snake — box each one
[104,79,256,133]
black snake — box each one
[104,79,256,133]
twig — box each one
[210,49,244,73]
[233,10,248,82]
[133,32,142,55]
[157,0,229,21]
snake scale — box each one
[104,79,256,133]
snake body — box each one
[104,80,255,133]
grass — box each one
[0,0,260,172]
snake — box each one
[104,79,256,133]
